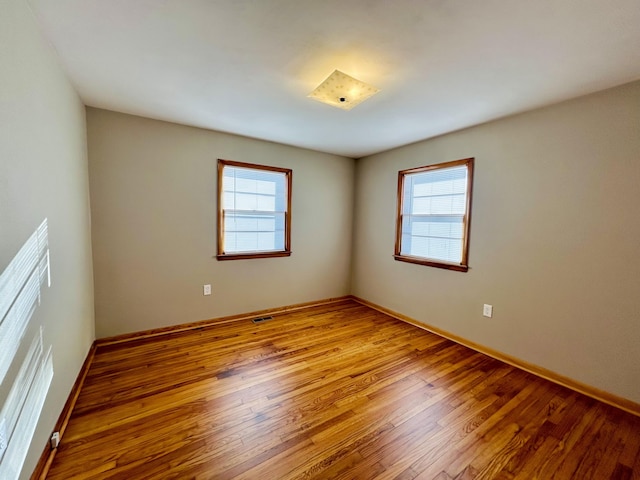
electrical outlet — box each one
[203,284,211,296]
[0,418,7,457]
[483,304,493,318]
[50,431,60,449]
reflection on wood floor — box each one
[47,300,640,479]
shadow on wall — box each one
[0,219,53,478]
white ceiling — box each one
[29,0,640,158]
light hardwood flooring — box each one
[46,300,640,479]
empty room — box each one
[2,0,640,479]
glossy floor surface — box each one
[47,300,640,479]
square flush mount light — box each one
[308,70,380,110]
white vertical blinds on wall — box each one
[400,164,469,264]
[221,165,287,253]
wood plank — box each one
[352,296,640,417]
[45,300,640,479]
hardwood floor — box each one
[46,300,640,479]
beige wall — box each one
[0,0,95,478]
[352,81,640,404]
[3,2,637,471]
[87,108,355,338]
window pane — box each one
[223,167,283,213]
[234,177,257,193]
[218,160,291,258]
[228,215,258,232]
[411,217,463,239]
[224,166,284,195]
[412,165,467,190]
[396,159,473,269]
[257,217,276,231]
[231,232,259,252]
[256,179,276,195]
[256,194,276,211]
[402,215,463,259]
[223,191,235,209]
[411,194,466,215]
[222,207,285,252]
[257,232,276,251]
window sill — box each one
[393,254,468,272]
[217,251,292,261]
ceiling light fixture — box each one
[308,70,380,111]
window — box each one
[217,159,292,260]
[394,158,474,272]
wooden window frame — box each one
[394,157,474,272]
[217,159,292,261]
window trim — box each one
[394,157,474,272]
[216,159,292,261]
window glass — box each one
[395,158,474,271]
[217,160,292,260]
